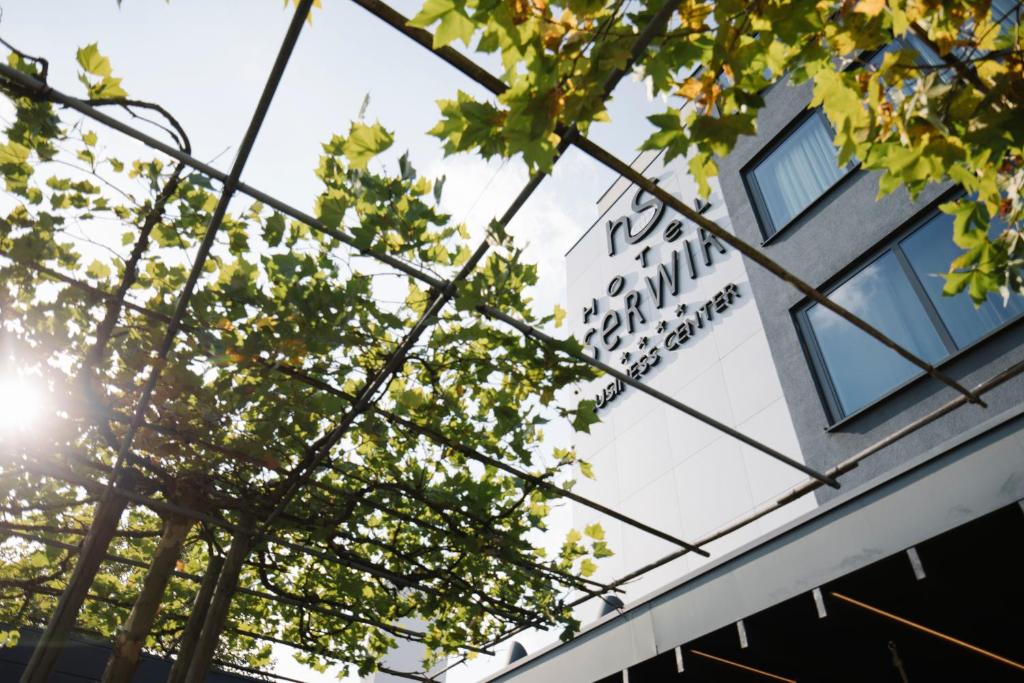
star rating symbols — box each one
[656,320,667,333]
[620,351,631,364]
[675,303,687,317]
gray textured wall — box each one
[715,77,1024,501]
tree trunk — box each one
[19,490,128,683]
[166,551,224,683]
[183,521,254,683]
[101,513,195,683]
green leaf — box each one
[571,400,599,434]
[343,121,394,170]
[264,212,286,247]
[584,522,604,540]
[579,460,595,479]
[408,0,476,48]
[552,304,566,328]
[0,141,30,165]
[76,43,128,99]
[86,259,111,279]
[76,43,113,77]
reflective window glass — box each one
[900,211,1024,348]
[806,252,948,416]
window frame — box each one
[794,190,1024,426]
[742,108,860,244]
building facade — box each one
[478,72,1024,682]
[563,141,817,602]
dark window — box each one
[746,111,856,239]
[799,204,1024,421]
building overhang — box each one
[481,405,1024,683]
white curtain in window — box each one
[753,115,850,232]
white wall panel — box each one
[565,150,816,605]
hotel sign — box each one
[577,183,740,411]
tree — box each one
[413,0,1023,304]
[0,34,605,681]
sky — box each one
[0,1,670,680]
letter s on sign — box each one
[628,183,665,245]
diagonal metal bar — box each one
[0,249,624,594]
[340,0,988,410]
[480,304,839,488]
[0,63,446,290]
[248,0,688,547]
[102,0,313,487]
[468,357,1024,660]
[570,137,987,407]
[349,0,508,95]
[0,68,832,490]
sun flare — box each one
[0,374,42,434]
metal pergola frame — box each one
[0,0,1016,679]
